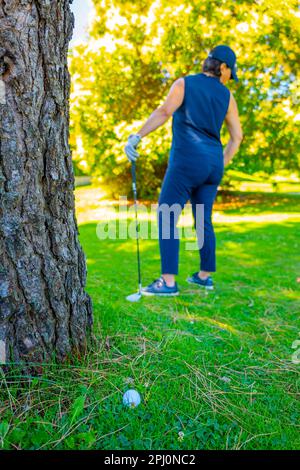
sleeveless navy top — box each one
[169,73,230,162]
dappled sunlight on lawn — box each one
[198,317,239,335]
[169,313,240,335]
[75,187,300,229]
[78,220,299,288]
[76,201,300,226]
[214,212,300,223]
[76,194,299,335]
[279,288,300,300]
[75,186,107,207]
[218,240,262,262]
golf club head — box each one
[126,292,142,302]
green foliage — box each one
[69,0,300,198]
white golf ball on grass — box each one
[123,389,141,408]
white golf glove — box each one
[124,134,142,162]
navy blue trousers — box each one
[158,152,224,275]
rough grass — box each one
[0,189,299,450]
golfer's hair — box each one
[202,57,222,78]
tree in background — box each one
[0,0,92,367]
[69,0,300,198]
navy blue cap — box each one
[208,45,238,82]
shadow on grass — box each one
[215,191,300,214]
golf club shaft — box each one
[131,162,142,292]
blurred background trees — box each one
[69,0,300,199]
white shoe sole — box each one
[141,290,179,297]
[186,277,214,290]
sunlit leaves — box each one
[69,0,300,197]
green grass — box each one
[0,190,299,450]
[223,169,300,193]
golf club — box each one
[126,161,142,302]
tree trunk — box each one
[0,0,93,366]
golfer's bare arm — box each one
[223,92,243,166]
[136,78,184,138]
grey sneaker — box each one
[141,276,179,296]
[186,272,214,290]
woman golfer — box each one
[125,45,243,296]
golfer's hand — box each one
[124,134,142,162]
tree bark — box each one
[0,0,93,366]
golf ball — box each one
[123,389,141,408]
